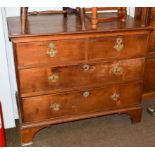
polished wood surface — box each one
[88,34,148,60]
[14,32,149,69]
[7,13,150,38]
[22,82,142,123]
[19,58,144,97]
[15,39,86,68]
[8,12,151,146]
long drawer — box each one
[15,39,86,67]
[19,58,145,96]
[22,82,142,123]
[89,34,148,60]
[15,33,148,68]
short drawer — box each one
[19,58,145,96]
[22,82,142,123]
[15,39,86,67]
[88,34,148,60]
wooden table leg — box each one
[79,8,86,30]
[91,7,97,29]
[20,7,28,34]
[63,7,68,17]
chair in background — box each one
[20,7,69,33]
[20,7,127,33]
[83,7,127,29]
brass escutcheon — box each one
[83,91,90,97]
[112,66,123,76]
[110,93,120,101]
[114,37,124,52]
[47,43,57,57]
[48,74,59,82]
[83,64,90,71]
[50,103,61,111]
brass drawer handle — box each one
[114,37,124,52]
[83,91,90,97]
[83,64,90,71]
[50,103,61,111]
[112,66,123,76]
[47,43,57,57]
[48,74,59,82]
[110,93,120,101]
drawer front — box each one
[19,58,145,96]
[22,82,142,123]
[89,34,148,60]
[15,39,86,67]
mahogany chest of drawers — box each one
[7,13,151,146]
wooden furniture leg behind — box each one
[135,7,151,27]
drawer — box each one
[15,39,86,67]
[88,34,148,60]
[19,58,145,96]
[22,82,142,123]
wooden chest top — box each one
[7,13,152,40]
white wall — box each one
[0,8,16,128]
[0,7,135,128]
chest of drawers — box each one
[7,13,151,146]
